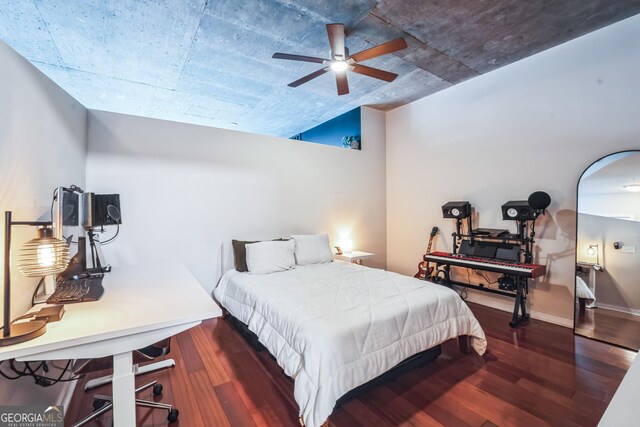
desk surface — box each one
[599,351,639,426]
[334,251,375,261]
[0,263,222,361]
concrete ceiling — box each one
[1,1,639,138]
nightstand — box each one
[334,251,374,265]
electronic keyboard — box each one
[47,275,104,304]
[423,251,546,278]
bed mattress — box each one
[213,261,487,427]
[576,275,596,304]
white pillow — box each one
[245,240,296,274]
[291,234,333,265]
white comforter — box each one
[576,275,596,304]
[213,261,487,427]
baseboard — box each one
[464,291,574,328]
[596,303,640,317]
[528,308,574,328]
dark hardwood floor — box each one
[66,303,636,426]
[575,304,640,351]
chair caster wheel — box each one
[153,383,163,396]
[93,398,107,410]
[168,408,179,423]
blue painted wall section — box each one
[291,107,361,149]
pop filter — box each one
[63,204,75,222]
[528,191,551,211]
[107,205,121,222]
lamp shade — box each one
[17,228,69,277]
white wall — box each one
[578,213,640,314]
[386,14,640,324]
[579,192,640,221]
[0,41,87,403]
[86,107,386,293]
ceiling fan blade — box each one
[350,38,408,62]
[352,64,398,82]
[288,68,329,87]
[335,72,349,95]
[272,53,327,64]
[326,23,346,59]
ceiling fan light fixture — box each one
[330,61,348,72]
[272,23,407,94]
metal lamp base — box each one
[0,320,47,347]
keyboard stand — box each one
[436,267,530,328]
[510,277,530,328]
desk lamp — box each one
[1,211,69,347]
[586,244,600,265]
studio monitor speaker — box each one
[501,201,535,221]
[442,201,471,219]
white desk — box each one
[0,264,222,426]
[599,352,639,426]
[334,251,375,264]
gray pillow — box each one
[231,240,256,272]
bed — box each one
[576,275,596,314]
[213,246,487,427]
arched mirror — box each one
[575,150,640,350]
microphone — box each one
[528,191,551,211]
[62,185,84,194]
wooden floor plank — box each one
[66,302,633,427]
[255,350,297,407]
[215,349,263,414]
[174,330,205,374]
[341,398,396,426]
[188,370,231,427]
[576,305,640,351]
[329,407,366,427]
[487,337,621,395]
[391,372,488,427]
[249,405,283,427]
[229,351,299,425]
[470,366,594,427]
[516,377,606,420]
[202,317,246,354]
[215,381,257,427]
[190,326,230,385]
[165,339,207,427]
[360,386,444,426]
[429,375,549,427]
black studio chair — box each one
[72,338,179,426]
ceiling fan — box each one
[272,23,407,95]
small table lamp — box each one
[1,211,69,347]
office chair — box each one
[82,345,176,392]
[72,338,179,426]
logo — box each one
[0,405,64,427]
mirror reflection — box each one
[575,151,640,350]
